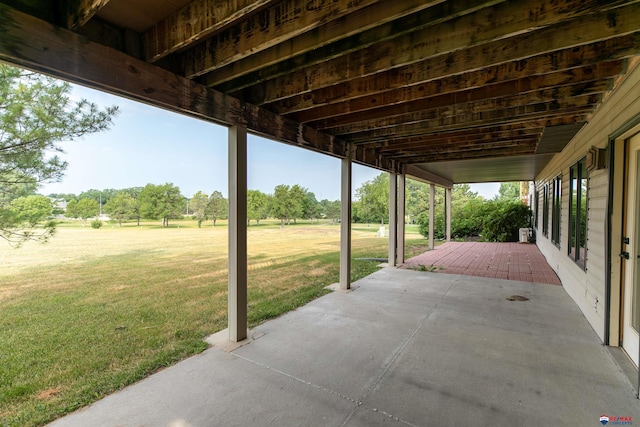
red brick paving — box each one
[401,242,562,286]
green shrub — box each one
[91,220,103,229]
[450,197,489,238]
[417,198,531,242]
[417,211,445,240]
[481,200,531,242]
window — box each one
[551,175,561,246]
[534,190,539,229]
[542,183,549,237]
[569,158,588,269]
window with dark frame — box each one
[569,158,588,269]
[551,175,561,246]
[542,183,549,237]
[534,190,539,229]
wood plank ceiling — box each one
[2,0,640,183]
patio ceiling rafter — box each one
[233,1,638,105]
[1,0,640,182]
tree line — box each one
[47,183,343,228]
[20,173,529,241]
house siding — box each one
[534,64,640,342]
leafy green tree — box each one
[5,195,54,241]
[405,179,431,223]
[288,184,306,224]
[76,198,100,226]
[270,184,293,228]
[65,199,78,218]
[355,173,389,224]
[326,200,341,223]
[206,191,228,226]
[78,188,118,209]
[190,191,209,228]
[0,64,117,245]
[122,187,143,226]
[247,189,269,225]
[138,183,183,228]
[319,199,341,223]
[103,192,135,227]
[302,191,320,222]
[496,182,521,201]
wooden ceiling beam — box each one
[247,2,640,105]
[0,5,398,171]
[360,125,545,149]
[307,73,615,131]
[400,145,539,163]
[143,0,276,63]
[265,34,640,114]
[379,135,541,156]
[360,119,552,148]
[181,0,385,79]
[329,91,602,136]
[200,0,493,88]
[289,62,622,124]
[386,139,540,160]
[344,108,593,144]
[59,0,110,30]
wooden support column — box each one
[429,184,435,250]
[446,187,452,242]
[340,153,352,290]
[388,172,398,267]
[228,125,248,342]
[397,173,406,264]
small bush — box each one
[416,198,531,242]
[481,200,531,242]
[417,211,445,240]
[450,197,490,238]
[91,220,103,229]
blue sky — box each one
[40,84,499,200]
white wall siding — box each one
[534,65,640,342]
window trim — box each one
[551,175,562,247]
[568,157,588,270]
[542,183,549,237]
[534,189,539,229]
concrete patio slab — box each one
[49,268,638,427]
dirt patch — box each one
[37,387,62,400]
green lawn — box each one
[0,220,426,426]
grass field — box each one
[0,219,427,426]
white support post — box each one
[340,154,352,290]
[228,125,248,342]
[388,172,398,267]
[446,187,452,242]
[429,184,435,250]
[397,173,406,264]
